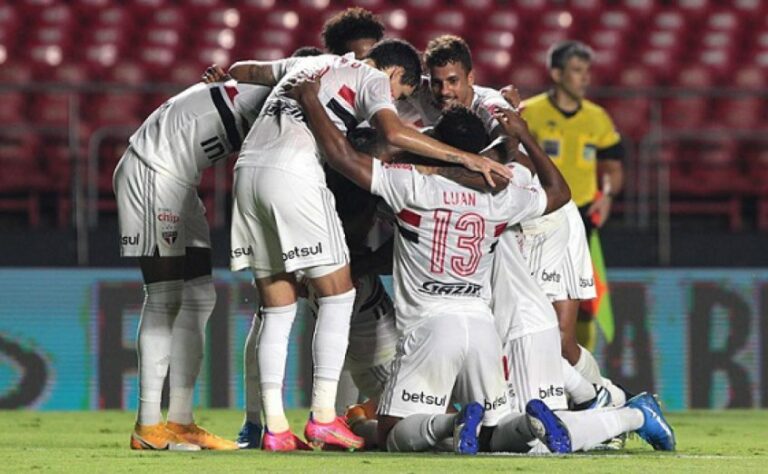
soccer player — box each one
[113,75,271,450]
[220,39,510,451]
[290,78,675,454]
[519,40,624,392]
[322,7,385,59]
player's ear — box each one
[550,68,562,84]
[467,69,475,87]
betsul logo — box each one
[282,242,322,261]
[541,270,561,283]
[401,389,447,407]
[538,385,565,400]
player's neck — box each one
[550,88,581,114]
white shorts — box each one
[230,166,349,277]
[113,150,210,257]
[520,201,596,301]
[503,326,568,413]
[378,312,510,427]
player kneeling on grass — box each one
[289,77,677,454]
[287,75,564,453]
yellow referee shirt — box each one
[521,92,622,207]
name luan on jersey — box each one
[370,160,547,334]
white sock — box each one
[573,345,604,385]
[557,407,644,451]
[561,358,597,405]
[602,377,627,407]
[311,289,355,423]
[258,303,297,433]
[244,312,263,424]
[136,280,183,426]
[167,276,216,425]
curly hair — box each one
[321,7,385,56]
[424,34,472,73]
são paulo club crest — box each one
[157,208,180,247]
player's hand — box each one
[500,84,522,110]
[493,108,530,140]
[587,192,612,228]
[202,64,230,83]
[462,154,513,188]
[284,76,321,102]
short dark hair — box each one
[365,39,422,87]
[433,105,489,154]
[547,40,593,70]
[322,7,385,56]
[424,35,472,73]
[291,46,324,57]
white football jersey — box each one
[129,81,269,186]
[396,80,511,135]
[236,54,397,182]
[370,160,547,334]
[490,164,560,339]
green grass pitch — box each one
[1,409,766,473]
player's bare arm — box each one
[224,61,278,86]
[369,108,511,187]
[288,78,376,190]
[495,108,570,213]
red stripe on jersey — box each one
[338,85,356,108]
[494,223,507,237]
[224,85,238,103]
[397,209,422,227]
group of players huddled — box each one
[114,7,675,454]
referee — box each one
[520,40,625,351]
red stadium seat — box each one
[0,92,27,126]
[475,30,517,51]
[137,46,178,72]
[102,61,148,85]
[651,10,687,34]
[570,0,602,20]
[662,65,713,129]
[199,7,242,29]
[473,48,513,86]
[0,132,45,227]
[168,60,207,85]
[485,11,521,33]
[378,9,410,36]
[677,0,713,21]
[595,9,634,32]
[705,10,741,33]
[620,0,658,20]
[94,6,131,28]
[263,9,300,30]
[37,3,74,27]
[508,64,546,92]
[539,9,578,36]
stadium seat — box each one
[0,132,45,227]
[0,62,32,126]
[662,66,713,129]
[37,3,74,28]
[198,6,241,30]
[508,64,547,93]
[473,48,513,86]
[620,0,658,20]
[677,0,713,21]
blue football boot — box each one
[453,402,485,455]
[625,392,676,451]
[525,399,572,454]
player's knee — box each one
[179,275,217,329]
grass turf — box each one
[0,409,766,473]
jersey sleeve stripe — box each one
[397,209,422,227]
[326,98,359,132]
[209,87,242,151]
[494,223,507,237]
